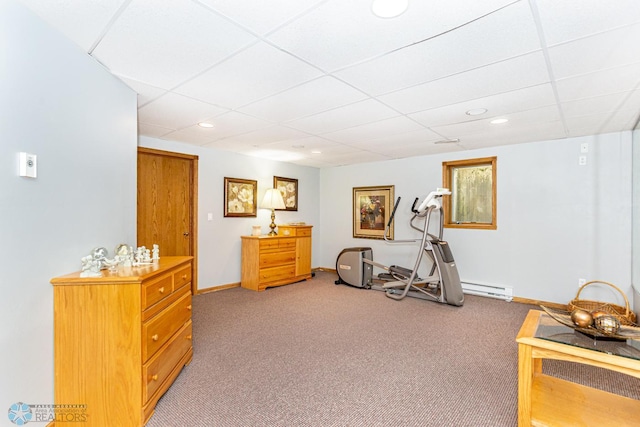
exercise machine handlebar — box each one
[384,188,451,243]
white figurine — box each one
[152,244,160,263]
[80,255,101,277]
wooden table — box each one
[516,309,640,426]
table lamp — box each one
[260,188,286,236]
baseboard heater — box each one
[461,281,513,302]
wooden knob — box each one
[186,305,192,310]
[152,334,159,341]
[158,287,165,294]
[151,374,158,381]
[186,335,192,340]
[182,274,187,280]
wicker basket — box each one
[568,281,637,326]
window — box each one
[442,156,497,230]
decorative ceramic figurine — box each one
[80,243,158,273]
[80,254,102,277]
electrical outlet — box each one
[18,152,37,178]
[578,155,587,166]
[578,278,586,287]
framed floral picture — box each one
[224,177,257,217]
[353,185,394,240]
[274,176,298,211]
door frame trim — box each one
[138,147,198,294]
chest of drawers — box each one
[241,225,312,291]
[51,256,193,426]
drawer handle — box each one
[158,287,165,294]
[186,305,192,311]
[151,374,158,381]
[152,334,159,341]
[181,274,187,280]
[186,335,192,340]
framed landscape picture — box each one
[274,176,298,211]
[224,177,257,217]
[353,185,394,240]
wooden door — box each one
[137,147,198,291]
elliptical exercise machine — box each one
[335,188,464,307]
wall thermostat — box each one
[19,152,37,178]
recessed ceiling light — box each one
[490,118,509,124]
[371,0,409,18]
[198,122,214,128]
[466,108,487,116]
[311,150,322,154]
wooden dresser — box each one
[241,225,312,291]
[51,256,194,427]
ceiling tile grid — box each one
[18,0,640,167]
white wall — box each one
[320,132,632,305]
[0,0,137,418]
[138,136,321,290]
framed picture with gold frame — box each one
[224,177,257,217]
[274,176,298,211]
[353,185,394,240]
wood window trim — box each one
[442,156,497,230]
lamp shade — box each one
[260,188,286,210]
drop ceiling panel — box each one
[561,92,638,118]
[620,89,640,112]
[535,0,640,45]
[369,140,466,159]
[262,140,357,160]
[21,0,640,168]
[555,62,640,102]
[194,111,273,141]
[600,108,640,131]
[285,99,400,134]
[322,116,427,144]
[205,125,311,147]
[431,105,562,138]
[289,157,333,168]
[174,41,324,109]
[267,0,517,72]
[335,128,445,151]
[379,52,550,113]
[137,93,228,130]
[548,24,640,80]
[334,1,541,96]
[92,0,257,88]
[565,111,638,136]
[161,127,219,146]
[138,122,173,138]
[314,150,390,166]
[197,0,325,35]
[409,84,556,128]
[458,121,566,149]
[237,76,368,122]
[118,76,167,106]
[20,0,128,51]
